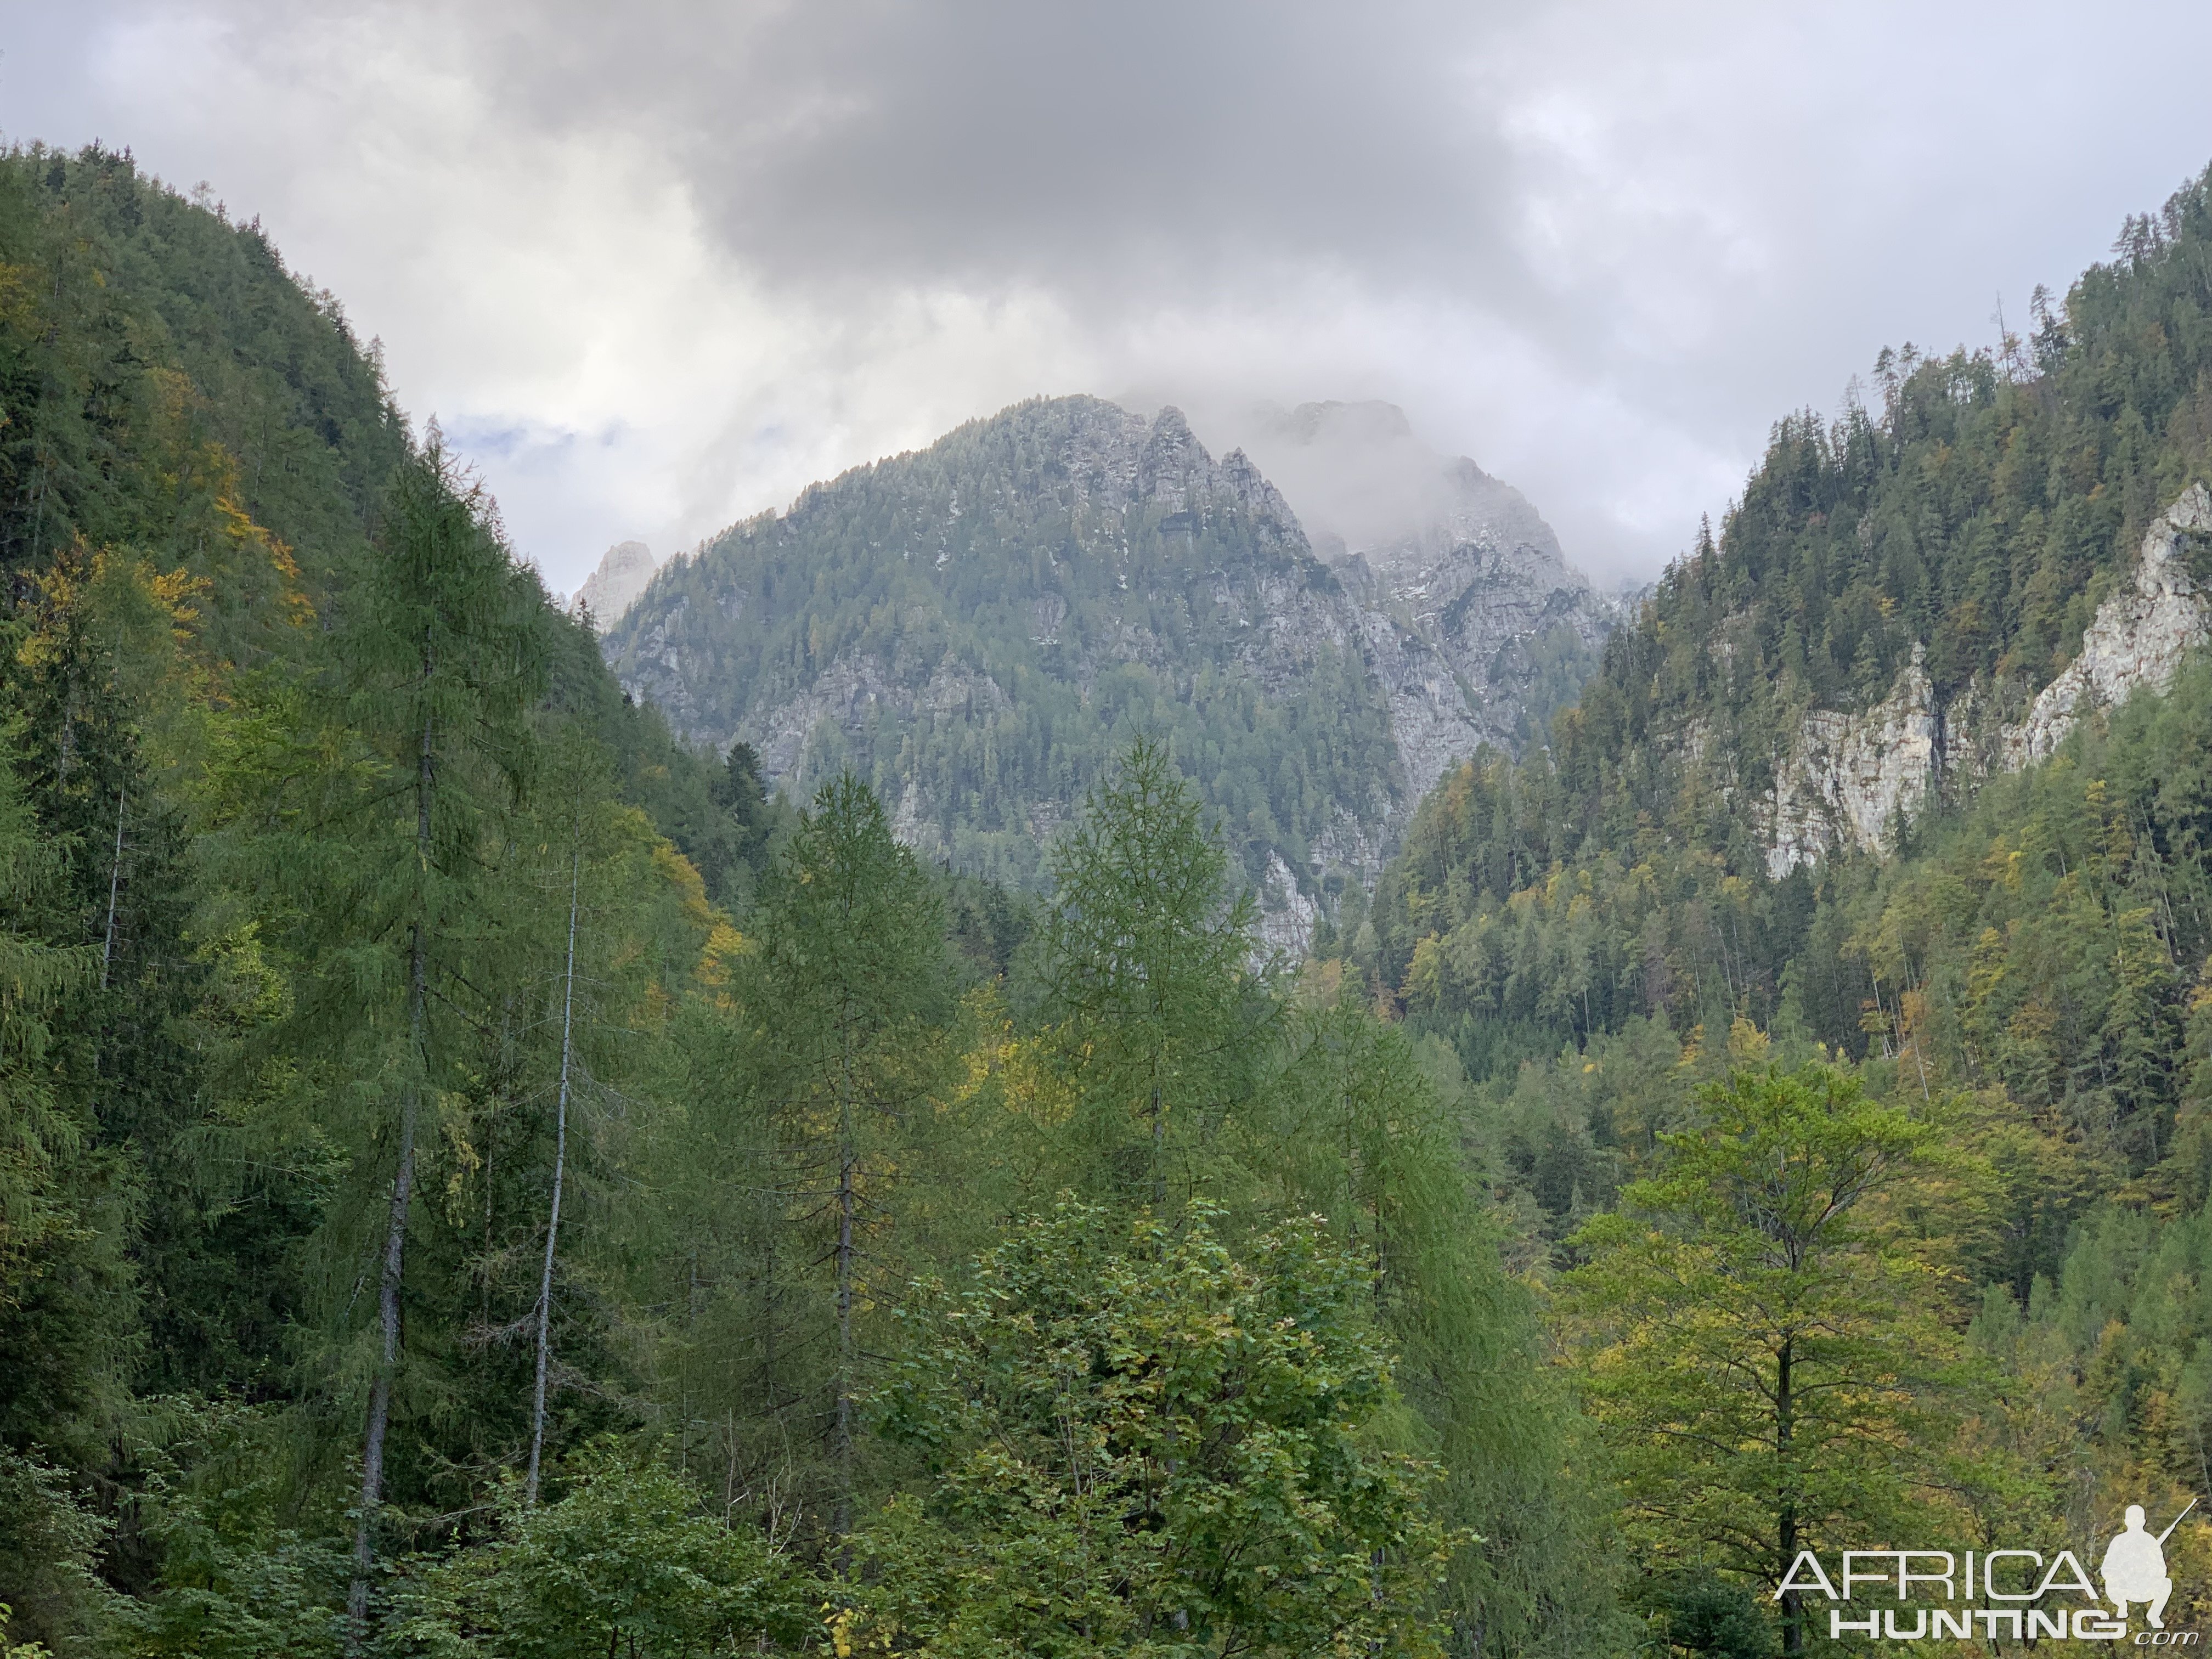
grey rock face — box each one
[1239,401,1612,798]
[1760,646,1943,879]
[1759,486,2212,874]
[573,539,660,627]
[2000,483,2212,769]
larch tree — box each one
[1036,737,1266,1210]
[1268,984,1601,1658]
[313,438,544,1643]
[732,772,947,1537]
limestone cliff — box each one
[572,539,660,627]
[1240,400,1612,798]
[1760,647,1943,878]
[2001,483,2212,768]
[1760,486,2212,874]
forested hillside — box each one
[1346,160,2212,1646]
[0,146,1595,1659]
[1365,161,2212,1088]
[604,398,1404,910]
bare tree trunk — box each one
[834,1054,856,1538]
[527,836,583,1505]
[1778,1334,1801,1658]
[99,786,125,988]
[55,666,77,782]
[348,705,433,1650]
[1150,1065,1166,1210]
[349,921,425,1645]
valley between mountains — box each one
[18,137,2212,1659]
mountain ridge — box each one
[607,395,1401,946]
[607,394,1605,940]
[1363,158,2212,1098]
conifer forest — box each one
[13,125,2212,1659]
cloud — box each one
[4,0,2210,588]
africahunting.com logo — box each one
[1778,1499,2199,1643]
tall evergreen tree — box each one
[1267,988,1606,1658]
[294,438,545,1640]
[729,774,949,1535]
[1036,737,1268,1209]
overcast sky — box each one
[4,2,2210,590]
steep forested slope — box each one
[1364,161,2212,1106]
[0,142,780,1647]
[0,145,1590,1659]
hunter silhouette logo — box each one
[1773,1494,2201,1641]
[2104,1500,2193,1630]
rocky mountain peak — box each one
[1235,399,1570,576]
[1207,399,1609,794]
[573,538,660,628]
[604,393,1618,947]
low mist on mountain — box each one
[15,93,2212,1659]
[602,394,1606,949]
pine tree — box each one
[0,730,121,1653]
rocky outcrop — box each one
[2001,483,2212,768]
[746,654,1013,783]
[1340,532,1612,796]
[1254,851,1323,961]
[1761,487,2212,874]
[1762,648,1942,878]
[572,539,659,627]
[1243,402,1612,798]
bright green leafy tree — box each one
[1568,1065,1976,1656]
[394,1447,818,1658]
[853,1201,1455,1658]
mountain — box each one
[1239,399,1611,788]
[1362,160,2212,1113]
[603,396,1605,944]
[603,397,1400,944]
[572,537,661,624]
[31,126,2212,1659]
